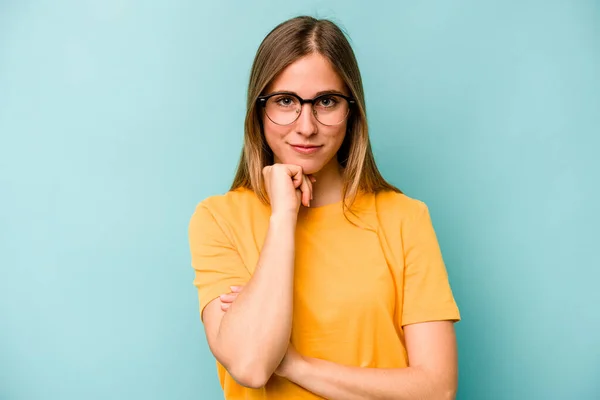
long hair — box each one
[231,16,400,207]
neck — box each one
[309,160,343,208]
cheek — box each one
[263,118,288,150]
[327,124,347,149]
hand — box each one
[219,285,243,312]
[262,164,316,215]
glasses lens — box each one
[264,94,351,126]
[265,95,301,125]
[313,95,350,126]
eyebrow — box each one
[268,89,347,97]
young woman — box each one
[189,16,460,400]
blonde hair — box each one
[231,16,400,207]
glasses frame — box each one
[257,91,356,126]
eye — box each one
[274,95,297,107]
[317,96,338,108]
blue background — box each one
[1,1,599,399]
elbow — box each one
[210,342,273,388]
[211,338,283,389]
[419,367,456,400]
[438,387,457,400]
[229,367,270,389]
[227,361,272,389]
[434,380,457,400]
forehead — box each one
[267,53,346,96]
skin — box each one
[222,286,458,399]
[210,53,459,398]
[200,53,347,389]
[262,52,349,208]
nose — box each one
[295,103,318,137]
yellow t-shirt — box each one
[188,188,460,399]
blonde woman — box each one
[189,16,460,400]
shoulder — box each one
[374,190,429,221]
[198,187,261,214]
[372,191,439,246]
[190,188,267,230]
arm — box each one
[196,164,313,388]
[282,321,458,400]
[275,200,459,398]
[202,213,297,388]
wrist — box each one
[285,354,311,383]
[270,212,298,225]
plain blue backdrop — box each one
[1,1,599,399]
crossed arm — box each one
[276,321,458,400]
[195,203,459,398]
[215,287,458,399]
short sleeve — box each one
[401,202,460,326]
[188,203,251,320]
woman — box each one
[189,16,460,399]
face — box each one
[262,53,349,176]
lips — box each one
[291,144,320,149]
[289,144,322,155]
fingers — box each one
[306,175,316,207]
[265,163,317,209]
[220,285,244,312]
[284,166,314,208]
[220,293,238,311]
[219,293,238,303]
[288,165,304,189]
[288,166,314,207]
[294,174,312,207]
[300,174,312,207]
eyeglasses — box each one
[257,92,355,126]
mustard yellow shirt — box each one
[188,188,460,399]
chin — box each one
[301,165,322,175]
[284,158,324,175]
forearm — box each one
[288,357,456,400]
[216,214,296,383]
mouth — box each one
[289,144,323,155]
